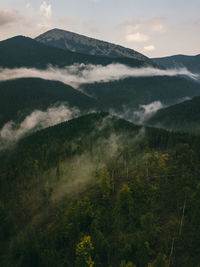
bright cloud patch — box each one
[0,105,80,149]
[125,32,149,42]
[40,1,52,19]
[152,24,167,34]
[143,45,155,52]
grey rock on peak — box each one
[35,28,150,63]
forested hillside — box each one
[153,54,200,73]
[147,96,200,134]
[83,76,200,111]
[1,113,200,267]
[0,78,99,127]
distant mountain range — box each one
[1,75,200,129]
[0,29,199,134]
[153,54,200,73]
[35,28,151,63]
[1,28,200,267]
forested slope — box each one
[83,76,200,111]
[0,78,99,127]
[153,54,200,73]
[147,96,200,134]
[1,113,200,267]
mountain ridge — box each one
[0,35,154,69]
[35,28,152,63]
[0,78,99,127]
[146,96,200,134]
[153,54,200,73]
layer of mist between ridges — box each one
[0,75,200,147]
[0,65,199,128]
[0,64,198,88]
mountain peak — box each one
[35,28,150,62]
[3,35,32,42]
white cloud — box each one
[134,101,164,123]
[40,1,52,19]
[125,32,149,42]
[0,9,34,40]
[0,9,24,27]
[143,45,155,52]
[0,64,198,89]
[120,17,168,46]
[126,24,141,33]
[82,20,101,34]
[38,1,52,30]
[26,2,31,9]
[152,24,167,34]
[0,105,80,149]
[0,7,52,40]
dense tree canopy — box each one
[1,113,200,266]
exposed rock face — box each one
[35,28,150,63]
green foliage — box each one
[83,76,200,112]
[148,253,169,267]
[75,236,94,267]
[0,201,12,242]
[153,54,200,73]
[98,168,111,199]
[147,96,200,134]
[120,260,136,267]
[0,78,99,127]
[119,184,134,231]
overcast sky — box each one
[0,0,199,57]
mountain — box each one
[153,54,200,73]
[1,112,200,267]
[35,28,152,63]
[1,35,200,133]
[1,75,199,133]
[0,78,99,127]
[0,35,153,69]
[146,96,200,134]
[82,75,200,112]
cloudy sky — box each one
[0,0,199,57]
